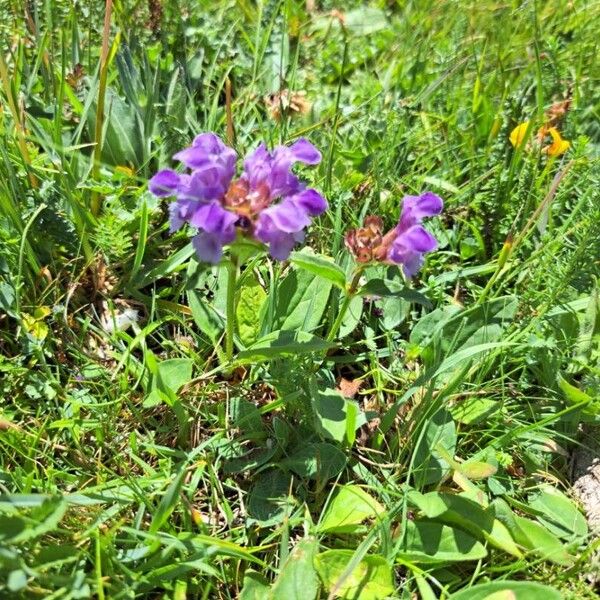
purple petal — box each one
[293,188,327,216]
[399,192,443,229]
[174,133,237,178]
[168,199,202,232]
[184,165,228,201]
[289,138,322,164]
[268,168,302,199]
[192,231,224,264]
[400,251,425,278]
[169,202,186,232]
[398,225,438,253]
[243,144,273,188]
[255,215,305,260]
[192,132,227,153]
[189,201,238,241]
[259,198,311,233]
[274,138,322,166]
[173,145,212,169]
[149,169,180,197]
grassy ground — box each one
[1,0,600,598]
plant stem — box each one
[326,267,364,342]
[225,259,238,363]
[91,0,113,217]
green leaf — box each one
[156,358,193,395]
[7,569,28,592]
[558,375,599,415]
[448,580,562,600]
[281,443,346,481]
[290,251,347,290]
[339,294,364,337]
[149,467,187,534]
[310,387,364,444]
[458,460,497,480]
[9,498,68,544]
[247,470,292,526]
[451,397,500,425]
[239,571,271,600]
[237,273,267,346]
[575,282,599,360]
[239,572,270,600]
[528,484,588,541]
[237,330,333,363]
[407,491,522,558]
[271,538,320,600]
[358,278,431,307]
[319,485,384,534]
[412,409,457,486]
[146,357,193,408]
[187,289,224,344]
[314,550,394,600]
[342,8,389,36]
[273,269,332,332]
[397,520,487,563]
[492,499,575,565]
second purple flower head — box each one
[149,134,327,263]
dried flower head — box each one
[265,90,311,122]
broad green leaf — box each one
[273,269,332,332]
[528,484,588,541]
[247,470,292,526]
[156,358,193,395]
[290,251,347,290]
[237,330,333,363]
[407,491,521,558]
[310,387,365,444]
[239,572,270,600]
[281,443,346,481]
[271,538,319,600]
[339,294,364,337]
[448,580,562,600]
[557,375,599,415]
[412,409,456,486]
[358,279,431,307]
[314,550,393,600]
[458,460,497,479]
[492,499,574,565]
[237,273,267,346]
[187,289,224,344]
[397,520,487,563]
[319,485,384,533]
[451,397,500,425]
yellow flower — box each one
[509,121,570,156]
[545,127,570,156]
[509,121,531,148]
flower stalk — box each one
[326,267,364,342]
[225,258,238,363]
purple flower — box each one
[344,191,443,277]
[389,192,443,277]
[149,133,326,263]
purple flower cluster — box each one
[388,192,443,276]
[344,191,443,277]
[149,133,327,263]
